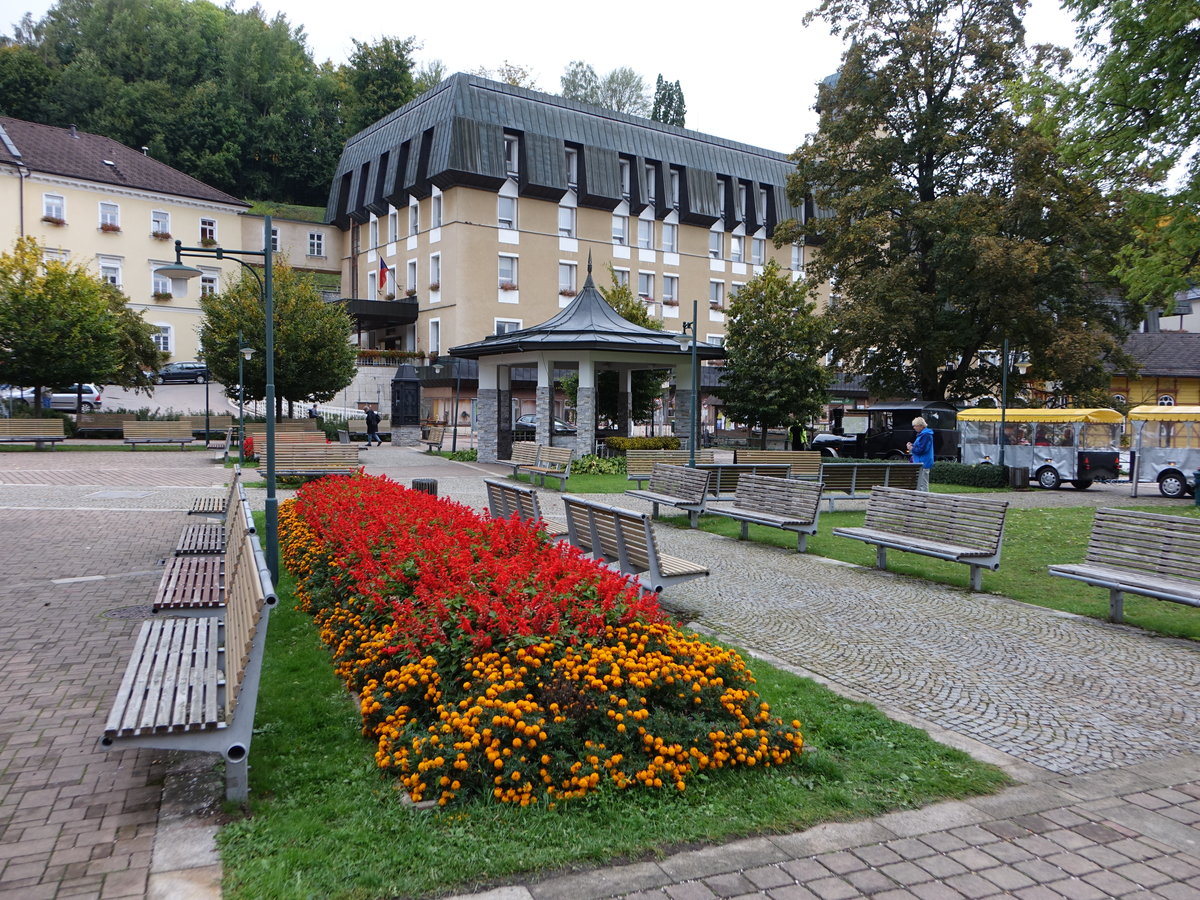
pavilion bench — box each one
[420,425,446,452]
[99,526,277,802]
[819,461,922,510]
[500,441,540,477]
[484,478,568,539]
[518,445,574,491]
[832,486,1010,591]
[625,449,714,488]
[733,449,823,479]
[562,494,709,594]
[190,465,241,518]
[625,463,712,528]
[123,420,195,449]
[706,475,826,552]
[0,419,66,449]
[1048,507,1200,623]
[694,463,792,500]
[274,444,361,478]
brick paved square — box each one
[744,864,794,890]
[978,864,1036,891]
[855,845,905,867]
[814,851,867,875]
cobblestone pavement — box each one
[3,443,1199,899]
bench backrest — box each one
[562,495,657,576]
[626,449,714,476]
[863,486,1009,555]
[224,530,277,714]
[734,449,822,476]
[75,412,129,430]
[273,445,361,472]
[123,420,194,439]
[695,463,790,497]
[536,445,573,470]
[506,441,540,466]
[1085,508,1200,583]
[735,474,824,522]
[0,419,66,437]
[647,463,711,503]
[484,479,546,527]
[182,415,233,430]
[424,425,445,441]
[245,420,321,435]
[820,462,921,492]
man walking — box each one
[906,416,935,491]
[364,406,383,447]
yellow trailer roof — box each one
[957,407,1125,424]
[1128,405,1200,422]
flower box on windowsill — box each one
[99,223,121,233]
[709,301,725,311]
[662,298,679,307]
[558,289,577,297]
[385,293,396,301]
[199,237,218,248]
[405,289,417,298]
[41,216,66,226]
[499,282,518,292]
[151,292,173,302]
[151,231,172,241]
[428,282,440,292]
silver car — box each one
[3,383,104,412]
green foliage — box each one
[651,74,686,127]
[604,436,682,451]
[0,44,54,120]
[344,36,418,135]
[0,237,129,405]
[784,0,1131,404]
[716,261,830,442]
[930,462,1009,488]
[560,61,649,115]
[569,453,626,475]
[446,448,478,462]
[198,259,356,414]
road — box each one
[98,381,236,418]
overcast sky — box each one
[1,0,1081,155]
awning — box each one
[958,408,1124,424]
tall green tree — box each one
[1054,0,1200,312]
[344,36,419,135]
[0,237,126,410]
[781,0,1131,403]
[198,260,356,419]
[0,45,56,120]
[651,74,686,127]
[560,61,650,116]
[715,262,830,446]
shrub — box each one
[570,453,625,475]
[604,436,682,452]
[279,475,805,807]
[931,461,1009,488]
[446,448,477,462]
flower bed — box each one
[280,474,804,807]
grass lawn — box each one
[219,568,1009,900]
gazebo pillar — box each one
[673,360,697,450]
[577,357,597,455]
[535,356,553,442]
[477,361,502,463]
[616,368,633,438]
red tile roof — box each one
[0,117,247,208]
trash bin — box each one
[412,478,438,496]
[1007,466,1029,490]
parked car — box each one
[808,432,859,456]
[514,414,576,435]
[154,361,209,384]
[3,383,103,412]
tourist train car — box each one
[1128,405,1200,499]
[958,408,1123,490]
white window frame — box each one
[308,231,325,257]
[612,267,630,288]
[99,201,119,229]
[1158,394,1176,406]
[709,230,722,259]
[498,255,519,289]
[637,271,654,300]
[662,222,678,253]
[707,334,726,348]
[43,193,64,221]
[791,243,804,271]
[406,259,418,292]
[151,324,172,354]
[504,136,519,178]
[431,193,443,228]
[620,159,631,199]
[429,253,441,288]
[662,274,678,304]
[368,270,378,301]
[388,210,399,243]
[151,210,170,236]
[612,214,628,246]
[645,163,657,203]
[558,205,576,238]
[730,235,744,264]
[751,236,765,266]
[429,318,441,353]
[559,262,577,293]
[369,218,379,249]
[637,219,653,250]
[200,273,218,296]
[200,218,216,243]
[409,201,419,236]
[495,318,522,335]
[498,195,517,230]
[98,256,122,287]
[152,271,172,296]
[565,148,578,188]
[670,170,680,209]
[709,280,725,307]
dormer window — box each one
[504,136,519,178]
[645,163,657,204]
[620,159,631,199]
[565,148,578,188]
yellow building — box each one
[1112,332,1200,407]
[0,117,248,362]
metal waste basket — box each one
[411,478,438,496]
[1007,466,1029,489]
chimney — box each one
[69,124,77,138]
[141,146,149,156]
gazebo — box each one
[449,260,726,463]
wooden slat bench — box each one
[244,420,322,436]
[518,445,574,491]
[625,463,712,528]
[625,449,714,488]
[420,425,446,452]
[274,444,361,478]
[819,461,922,510]
[190,465,241,518]
[123,420,195,449]
[562,494,709,594]
[99,527,277,801]
[1048,508,1200,623]
[0,419,66,449]
[706,475,826,552]
[183,415,233,438]
[694,463,792,500]
[74,412,132,435]
[246,431,328,459]
[500,441,540,477]
[164,483,256,611]
[733,449,823,479]
[832,487,1010,590]
[484,479,568,538]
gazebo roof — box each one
[449,260,726,361]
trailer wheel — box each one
[1159,471,1188,499]
[1036,466,1061,490]
[1070,479,1093,490]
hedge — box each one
[931,461,1009,488]
[603,436,682,452]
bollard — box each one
[412,478,438,497]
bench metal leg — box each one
[875,546,887,570]
[969,565,982,592]
[688,510,698,528]
[739,522,750,541]
[651,502,660,519]
[1109,587,1124,623]
[796,533,808,553]
[225,754,249,802]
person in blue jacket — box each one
[906,416,935,491]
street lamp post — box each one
[999,338,1010,469]
[237,333,255,465]
[203,368,210,447]
[155,216,277,582]
[676,300,700,466]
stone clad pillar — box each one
[577,357,596,456]
[477,361,501,463]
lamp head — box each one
[240,346,255,361]
[155,262,204,281]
